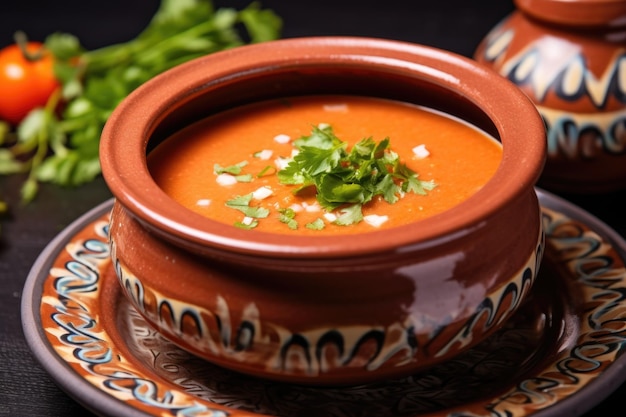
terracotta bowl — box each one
[99,36,547,386]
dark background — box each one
[1,1,625,416]
[0,0,513,56]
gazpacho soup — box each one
[148,95,502,235]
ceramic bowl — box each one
[99,36,547,386]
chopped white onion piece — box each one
[290,204,303,212]
[363,214,389,228]
[242,216,254,225]
[274,134,291,144]
[412,144,430,159]
[256,149,273,160]
[324,212,337,222]
[196,199,211,207]
[274,157,291,170]
[302,202,321,212]
[252,186,273,200]
[216,173,237,186]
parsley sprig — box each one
[277,125,436,225]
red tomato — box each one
[0,42,60,125]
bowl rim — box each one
[99,36,546,258]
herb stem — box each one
[1,0,282,206]
[82,12,238,76]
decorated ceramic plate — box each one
[21,189,626,417]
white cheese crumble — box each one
[274,134,291,144]
[255,149,273,160]
[216,173,237,186]
[252,186,273,200]
[363,214,389,228]
[241,216,254,226]
[318,122,330,129]
[196,199,211,207]
[412,144,430,159]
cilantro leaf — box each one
[334,204,363,226]
[225,193,270,218]
[317,174,366,209]
[278,207,298,230]
[305,218,325,230]
[234,174,253,183]
[277,125,436,225]
[374,173,401,204]
[276,160,309,186]
[235,219,259,230]
[214,161,248,175]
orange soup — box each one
[148,95,502,235]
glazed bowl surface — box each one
[100,36,547,385]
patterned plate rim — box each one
[20,189,626,417]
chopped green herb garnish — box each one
[217,124,435,230]
[257,165,275,177]
[305,218,325,230]
[214,161,248,175]
[234,219,259,230]
[334,204,363,226]
[398,163,437,194]
[234,174,253,183]
[225,193,270,218]
[277,125,436,225]
[278,207,298,230]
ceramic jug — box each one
[474,0,626,193]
